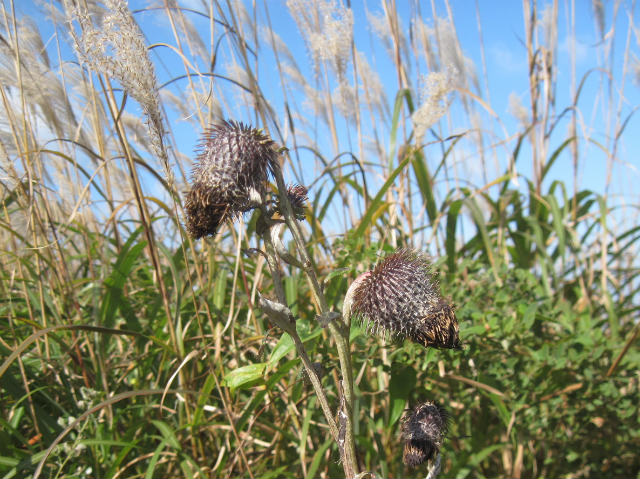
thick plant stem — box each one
[426,454,442,479]
[272,165,359,478]
[261,230,340,444]
[330,320,358,478]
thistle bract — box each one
[401,401,449,467]
[343,249,460,349]
[184,121,279,238]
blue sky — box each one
[16,0,640,230]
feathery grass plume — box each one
[343,249,461,349]
[401,401,449,468]
[286,0,354,79]
[184,121,280,238]
[412,70,454,142]
[508,92,530,126]
[66,0,157,115]
[65,0,171,181]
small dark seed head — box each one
[287,185,309,214]
[184,120,280,238]
[401,401,449,467]
[275,183,308,221]
[343,249,461,349]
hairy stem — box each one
[272,163,359,477]
[261,228,340,444]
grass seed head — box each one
[184,121,279,238]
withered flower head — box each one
[401,401,449,468]
[282,184,308,220]
[343,249,460,349]
[184,120,280,238]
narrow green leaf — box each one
[541,137,574,181]
[446,199,463,273]
[285,274,299,315]
[306,438,333,479]
[354,156,411,238]
[410,148,437,223]
[388,89,410,169]
[464,194,498,273]
[100,228,147,329]
[151,420,181,450]
[192,373,216,426]
[547,193,566,261]
[213,267,228,310]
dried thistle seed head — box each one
[286,184,308,209]
[401,401,449,467]
[184,121,280,238]
[344,249,461,349]
[281,184,308,220]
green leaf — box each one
[410,148,437,223]
[522,303,538,330]
[285,274,299,315]
[353,155,411,238]
[100,227,147,329]
[485,392,510,430]
[306,437,333,479]
[446,199,463,273]
[223,363,267,391]
[388,89,410,168]
[388,363,417,427]
[268,325,323,367]
[467,444,506,468]
[268,333,294,366]
[235,359,299,433]
[213,267,228,310]
[151,420,181,450]
[192,373,216,426]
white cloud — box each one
[489,43,527,74]
[559,35,588,64]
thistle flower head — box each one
[343,249,461,349]
[282,184,308,220]
[401,401,449,467]
[184,121,280,238]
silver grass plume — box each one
[66,0,172,183]
[401,401,449,468]
[343,249,461,349]
[184,121,280,238]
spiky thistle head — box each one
[281,184,308,220]
[343,249,461,349]
[184,121,280,238]
[401,401,449,468]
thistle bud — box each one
[401,401,449,468]
[275,184,308,221]
[184,121,280,238]
[343,249,460,349]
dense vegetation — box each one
[1,0,638,477]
